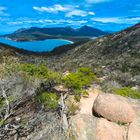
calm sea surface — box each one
[0,38,73,52]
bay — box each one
[0,38,73,52]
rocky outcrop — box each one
[96,118,125,140]
[128,100,140,140]
[69,114,98,140]
[70,93,140,140]
[128,119,140,140]
[70,115,126,140]
[93,93,136,123]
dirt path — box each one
[79,86,101,115]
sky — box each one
[0,0,140,34]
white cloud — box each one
[92,17,120,23]
[92,17,140,24]
[33,4,95,18]
[7,17,88,26]
[88,12,95,15]
[66,10,95,17]
[0,6,9,16]
[66,10,87,17]
[33,4,71,14]
[86,0,112,3]
[8,21,23,25]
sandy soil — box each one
[79,86,101,115]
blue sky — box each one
[0,0,140,33]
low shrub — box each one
[63,67,96,90]
[18,63,62,84]
[35,92,58,110]
[67,102,79,116]
[113,87,140,99]
[63,67,97,101]
[0,56,19,78]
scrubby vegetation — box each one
[63,67,97,101]
[113,87,140,99]
[35,92,58,110]
[0,57,97,115]
[65,95,80,117]
[0,96,4,107]
[18,63,62,85]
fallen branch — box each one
[1,86,11,120]
[58,93,68,130]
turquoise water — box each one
[0,38,73,52]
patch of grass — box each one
[113,87,140,99]
[35,92,58,110]
[117,122,127,126]
[67,102,79,116]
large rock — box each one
[69,114,98,140]
[69,114,126,140]
[96,118,125,140]
[128,119,140,140]
[93,93,135,123]
[128,105,140,140]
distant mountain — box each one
[77,25,107,36]
[4,26,108,42]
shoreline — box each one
[3,37,74,44]
[0,39,90,56]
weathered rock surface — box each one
[93,93,136,123]
[96,118,125,140]
[69,114,98,140]
[128,119,140,140]
[128,102,140,140]
[70,114,127,140]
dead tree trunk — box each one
[1,86,11,120]
[58,93,68,130]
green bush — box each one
[113,87,140,99]
[35,92,58,110]
[73,89,81,102]
[63,67,97,101]
[63,67,96,90]
[18,63,62,83]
